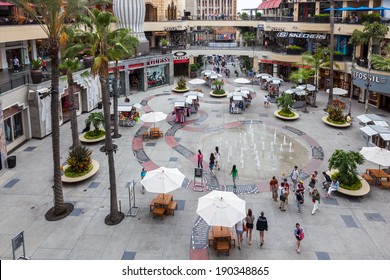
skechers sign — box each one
[276,32,327,40]
[352,68,388,93]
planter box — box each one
[30,69,43,84]
[286,49,303,55]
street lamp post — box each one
[328,0,335,105]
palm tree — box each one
[242,32,255,47]
[348,29,366,115]
[107,28,139,138]
[85,112,105,134]
[289,68,314,113]
[301,47,331,107]
[328,0,335,104]
[10,0,87,220]
[76,8,124,225]
[371,45,390,71]
[360,22,389,113]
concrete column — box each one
[30,39,38,60]
[253,56,259,72]
[293,3,299,21]
[368,0,374,14]
[342,0,348,19]
[315,1,321,15]
[143,67,148,92]
[169,60,174,85]
[22,40,29,65]
[124,62,130,95]
[0,43,7,70]
[273,63,278,77]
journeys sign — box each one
[352,68,389,93]
[276,32,327,40]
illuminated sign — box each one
[276,32,327,40]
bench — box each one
[362,173,374,185]
[150,199,156,212]
[216,241,230,256]
[167,201,177,216]
[150,132,159,139]
[159,131,164,138]
[229,231,236,248]
[208,231,214,247]
[153,207,165,220]
[380,181,390,189]
[142,132,149,140]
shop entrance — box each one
[129,69,144,92]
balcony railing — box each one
[0,74,31,95]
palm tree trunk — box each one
[328,0,335,105]
[365,38,373,114]
[112,60,120,138]
[67,71,81,148]
[348,47,356,115]
[45,38,72,220]
[313,70,319,107]
[101,62,124,225]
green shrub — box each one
[286,45,302,50]
[361,13,381,23]
[328,150,365,187]
[176,76,187,90]
[31,59,42,70]
[331,172,363,190]
[85,129,105,139]
[327,105,345,123]
[85,112,104,133]
[66,146,92,175]
[334,51,343,55]
[276,94,293,115]
[314,14,330,18]
[213,89,226,95]
[190,63,198,72]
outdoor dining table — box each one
[366,169,390,185]
[150,127,163,139]
[154,193,173,208]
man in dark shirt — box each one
[322,171,332,191]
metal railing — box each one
[0,74,31,95]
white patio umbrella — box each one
[188,78,206,90]
[196,190,246,227]
[360,147,390,169]
[326,87,348,96]
[234,78,251,84]
[140,111,167,127]
[140,167,185,194]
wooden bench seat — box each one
[159,131,164,138]
[216,241,230,256]
[362,173,374,184]
[229,231,236,248]
[380,181,390,189]
[150,199,156,212]
[167,201,177,216]
[208,231,214,247]
[153,207,165,220]
[142,132,149,140]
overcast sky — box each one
[237,0,262,12]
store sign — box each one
[257,24,264,31]
[271,27,285,32]
[352,68,389,93]
[164,26,186,31]
[276,32,327,40]
[147,57,170,66]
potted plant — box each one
[322,104,350,127]
[190,63,199,78]
[334,51,344,61]
[210,80,226,97]
[80,112,106,142]
[160,38,170,54]
[274,93,299,120]
[30,59,43,84]
[286,45,303,55]
[173,76,189,92]
[314,14,330,23]
[328,150,365,191]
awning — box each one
[360,126,378,137]
[0,2,14,6]
[356,114,385,124]
[373,121,388,127]
[258,0,282,10]
[173,59,189,64]
[381,133,390,141]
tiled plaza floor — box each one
[1,64,390,260]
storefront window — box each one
[147,65,168,88]
[4,112,23,144]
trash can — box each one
[7,156,16,168]
[97,101,102,109]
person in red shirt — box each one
[197,150,203,168]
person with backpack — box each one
[295,180,305,214]
[256,211,268,248]
[279,182,286,211]
[322,171,332,191]
[311,188,320,215]
[197,150,203,168]
[294,223,304,253]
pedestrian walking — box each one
[279,182,286,211]
[256,211,268,247]
[197,150,203,168]
[283,178,290,205]
[308,171,318,195]
[13,56,20,72]
[269,176,279,202]
[41,58,47,72]
[291,166,300,191]
[322,171,332,191]
[294,223,304,253]
[230,165,238,193]
[326,178,339,198]
[295,180,305,214]
[140,168,147,194]
[245,209,255,245]
[214,146,221,171]
[311,188,320,215]
[209,153,215,175]
[235,218,244,250]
